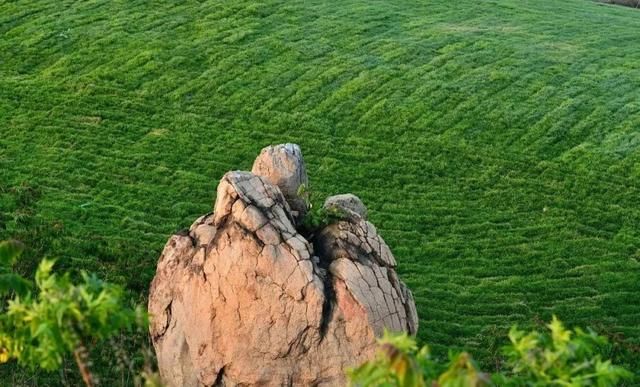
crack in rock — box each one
[149,144,418,386]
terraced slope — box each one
[1,0,639,383]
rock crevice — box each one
[149,144,418,386]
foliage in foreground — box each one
[0,240,159,386]
[349,317,633,387]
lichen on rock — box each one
[148,144,419,387]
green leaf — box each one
[0,240,24,267]
[0,273,32,297]
[34,259,56,288]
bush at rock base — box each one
[348,317,633,387]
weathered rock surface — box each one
[149,145,418,387]
[314,210,418,336]
[251,143,308,222]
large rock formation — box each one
[149,144,418,386]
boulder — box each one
[251,143,308,222]
[149,145,418,387]
[324,193,368,220]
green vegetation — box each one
[1,0,639,383]
[0,240,31,298]
[0,240,157,386]
[349,330,491,387]
[349,317,632,386]
[498,317,632,386]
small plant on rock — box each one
[297,183,351,237]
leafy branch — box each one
[0,240,159,387]
[349,317,633,387]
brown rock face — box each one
[149,145,418,387]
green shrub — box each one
[497,316,633,386]
[349,317,633,387]
[0,240,158,387]
[0,240,31,298]
[348,330,490,387]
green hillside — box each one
[1,0,639,383]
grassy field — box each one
[1,0,640,383]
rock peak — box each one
[251,143,308,222]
